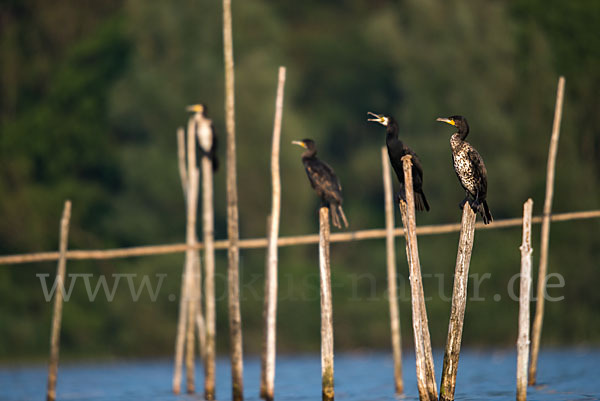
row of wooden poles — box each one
[30,52,586,399]
[37,71,571,401]
[10,6,586,398]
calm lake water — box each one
[2,349,599,400]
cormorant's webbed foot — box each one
[395,187,408,205]
[464,198,480,213]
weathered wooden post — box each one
[184,115,201,394]
[173,115,202,394]
[196,111,217,400]
[223,0,244,398]
[398,155,437,401]
[46,200,72,401]
[319,207,335,401]
[517,199,533,401]
[439,203,477,401]
[381,147,404,395]
[529,76,565,386]
[185,276,197,394]
[173,127,190,395]
[177,127,188,198]
[193,254,206,361]
[173,260,190,394]
[260,66,286,401]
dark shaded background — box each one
[1,0,599,360]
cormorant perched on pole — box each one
[292,139,349,229]
[436,115,492,224]
[187,104,219,171]
[368,112,430,211]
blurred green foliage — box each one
[0,0,599,360]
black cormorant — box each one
[187,104,219,171]
[292,139,349,229]
[368,112,430,212]
[436,115,492,224]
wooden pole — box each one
[183,117,206,368]
[398,155,437,401]
[46,200,72,401]
[197,113,217,400]
[529,76,565,386]
[177,127,188,197]
[173,266,189,394]
[260,214,273,399]
[223,0,244,398]
[191,115,207,366]
[381,147,404,394]
[517,199,533,401]
[185,273,197,394]
[319,207,335,401]
[439,203,477,401]
[260,66,286,401]
[184,116,201,394]
[173,125,191,395]
[2,209,599,266]
[194,255,206,361]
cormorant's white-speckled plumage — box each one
[438,115,492,224]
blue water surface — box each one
[1,349,599,400]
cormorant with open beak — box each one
[368,112,430,211]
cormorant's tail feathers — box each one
[415,191,430,212]
[337,205,349,228]
[397,187,430,213]
[328,203,348,229]
[480,200,493,225]
[330,205,341,229]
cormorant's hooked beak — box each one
[436,117,455,126]
[186,104,205,113]
[367,111,388,126]
[291,140,307,149]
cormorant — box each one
[436,115,492,224]
[187,104,219,171]
[292,139,349,229]
[368,112,430,211]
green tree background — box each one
[0,0,598,360]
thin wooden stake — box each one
[173,126,192,395]
[197,112,217,400]
[439,203,477,401]
[186,271,197,394]
[517,199,533,401]
[223,0,243,398]
[260,66,286,401]
[319,207,334,401]
[2,209,599,266]
[46,200,72,401]
[529,76,565,386]
[194,255,206,361]
[192,116,207,365]
[260,214,273,399]
[177,127,188,197]
[381,147,404,395]
[185,116,201,394]
[398,155,437,401]
[173,270,189,394]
